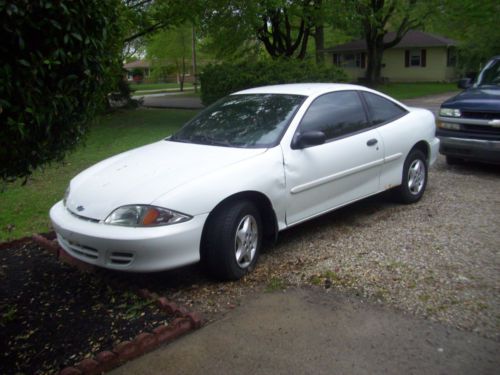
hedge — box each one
[0,0,123,182]
[199,60,348,105]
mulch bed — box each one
[0,239,199,374]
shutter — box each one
[405,50,410,67]
[421,49,427,67]
[361,52,366,69]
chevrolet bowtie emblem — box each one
[489,119,500,127]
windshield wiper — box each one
[189,134,232,147]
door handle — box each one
[366,138,378,146]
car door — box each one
[282,90,384,225]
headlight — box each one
[104,205,191,227]
[439,108,461,117]
[63,186,70,206]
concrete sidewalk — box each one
[111,288,499,375]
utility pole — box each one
[192,24,198,93]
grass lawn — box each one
[0,108,197,242]
[375,82,458,100]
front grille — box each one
[461,123,500,136]
[461,111,500,120]
[109,251,134,266]
[66,239,99,259]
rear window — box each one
[362,92,408,125]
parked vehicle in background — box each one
[50,84,439,281]
[437,56,500,164]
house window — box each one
[334,53,366,68]
[405,49,427,68]
[447,47,457,67]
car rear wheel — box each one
[203,200,262,280]
[395,149,428,204]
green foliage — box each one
[200,59,348,105]
[427,0,500,73]
[146,25,192,87]
[0,0,124,182]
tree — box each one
[147,26,192,91]
[0,0,124,182]
[427,0,500,73]
[351,0,428,84]
[201,0,324,60]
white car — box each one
[50,83,439,280]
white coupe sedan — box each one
[50,83,439,280]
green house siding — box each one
[383,47,453,82]
[329,47,457,82]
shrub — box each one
[0,0,123,182]
[199,59,348,105]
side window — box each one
[299,91,369,141]
[362,92,408,125]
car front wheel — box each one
[395,149,428,204]
[203,200,262,280]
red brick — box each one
[156,297,169,310]
[76,358,99,374]
[94,350,119,372]
[174,305,188,316]
[164,301,178,314]
[134,332,158,353]
[113,340,139,362]
[185,311,203,329]
[153,325,182,344]
[59,367,82,375]
[32,234,59,256]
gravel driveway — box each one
[114,92,500,341]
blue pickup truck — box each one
[436,56,500,164]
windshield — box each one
[170,94,306,148]
[476,59,500,87]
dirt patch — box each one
[0,242,175,374]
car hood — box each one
[442,87,500,112]
[66,140,267,220]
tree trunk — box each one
[314,24,325,64]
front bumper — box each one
[50,201,208,272]
[438,136,500,163]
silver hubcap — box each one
[408,159,425,195]
[234,215,258,269]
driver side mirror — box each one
[291,131,326,149]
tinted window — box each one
[171,94,305,148]
[362,92,407,125]
[299,91,369,141]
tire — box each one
[202,200,262,281]
[395,149,428,204]
[446,156,462,165]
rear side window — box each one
[299,91,369,141]
[362,92,408,125]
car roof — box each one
[233,83,370,97]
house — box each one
[325,30,458,82]
[123,60,151,81]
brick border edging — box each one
[31,234,204,375]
